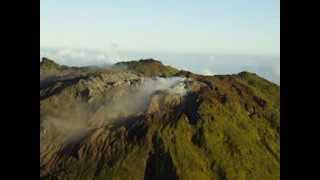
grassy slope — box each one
[114,59,179,77]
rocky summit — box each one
[40,58,280,180]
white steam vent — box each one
[141,77,188,96]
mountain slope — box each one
[40,58,280,180]
[114,59,179,77]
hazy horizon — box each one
[40,47,280,84]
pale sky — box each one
[41,0,279,55]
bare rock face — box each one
[40,59,280,180]
[147,92,183,114]
[147,93,163,114]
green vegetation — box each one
[40,57,66,73]
[114,59,179,77]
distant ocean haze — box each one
[40,47,280,84]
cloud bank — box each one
[40,46,129,66]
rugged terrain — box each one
[40,58,280,180]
